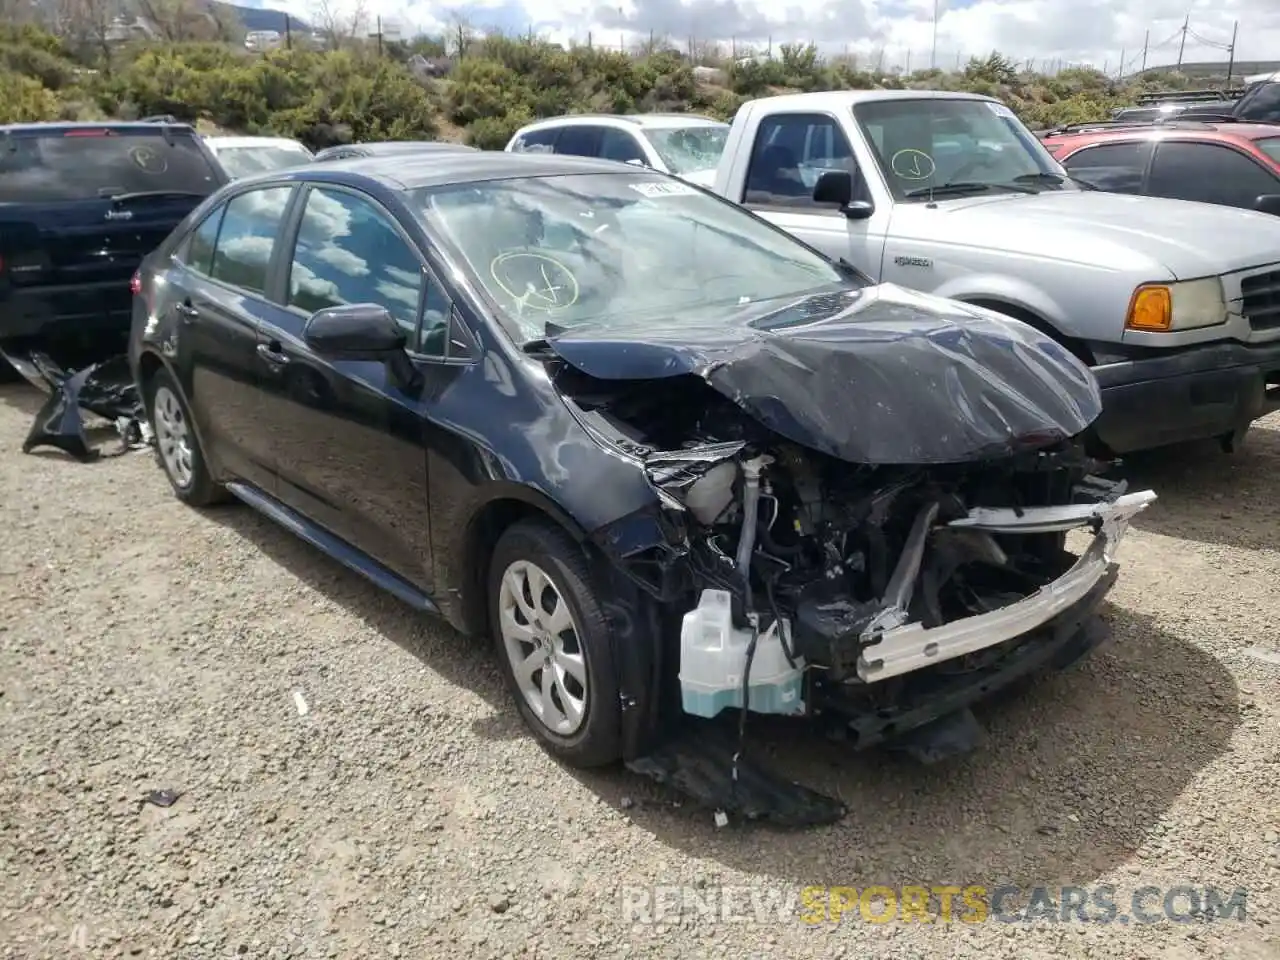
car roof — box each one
[746,89,1000,111]
[0,120,199,136]
[321,141,479,156]
[263,150,654,190]
[514,113,728,134]
[1043,121,1280,148]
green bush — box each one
[0,25,1222,146]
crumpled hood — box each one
[546,283,1103,464]
[892,190,1280,279]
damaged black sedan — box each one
[129,153,1155,822]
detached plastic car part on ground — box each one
[128,158,1157,827]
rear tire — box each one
[488,519,623,768]
[145,368,227,507]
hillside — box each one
[211,1,310,33]
[0,24,1223,150]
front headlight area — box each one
[1125,277,1228,332]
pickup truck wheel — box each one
[145,369,227,507]
[488,519,623,769]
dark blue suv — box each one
[0,121,227,375]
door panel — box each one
[173,185,294,489]
[263,184,440,588]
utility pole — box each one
[376,15,382,57]
[284,12,291,49]
[1140,29,1148,73]
[1225,20,1238,85]
[1118,47,1124,79]
[930,0,938,70]
[1176,14,1188,68]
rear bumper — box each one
[0,281,133,342]
[1091,340,1280,454]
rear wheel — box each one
[146,368,227,507]
[488,519,622,768]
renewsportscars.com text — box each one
[620,884,1249,925]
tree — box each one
[312,0,368,50]
[444,11,476,58]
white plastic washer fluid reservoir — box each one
[678,588,806,719]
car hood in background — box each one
[545,283,1102,465]
[890,190,1280,280]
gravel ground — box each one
[1,381,1278,960]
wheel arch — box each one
[135,349,222,478]
[959,296,1097,367]
[457,490,592,638]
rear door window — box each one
[208,186,293,295]
[553,126,603,158]
[0,129,221,203]
[1060,141,1152,193]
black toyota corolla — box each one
[128,152,1155,823]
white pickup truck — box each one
[709,90,1280,455]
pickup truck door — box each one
[734,111,890,279]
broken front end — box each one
[567,371,1156,754]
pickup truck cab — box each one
[710,90,1280,455]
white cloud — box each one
[272,0,1280,76]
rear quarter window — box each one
[0,130,222,203]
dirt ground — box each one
[0,382,1277,960]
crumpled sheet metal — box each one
[545,283,1103,465]
[1,346,147,462]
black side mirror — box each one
[304,303,421,391]
[304,303,404,358]
[813,170,874,220]
[1253,194,1280,216]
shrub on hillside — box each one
[0,24,1218,143]
[0,69,63,123]
[96,45,437,147]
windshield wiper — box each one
[903,181,1037,199]
[100,190,207,203]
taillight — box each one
[130,270,142,296]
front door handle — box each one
[256,342,290,369]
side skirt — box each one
[224,480,439,614]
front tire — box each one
[488,519,622,768]
[145,368,226,507]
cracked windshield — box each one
[413,173,844,342]
[640,123,730,176]
[853,97,1076,200]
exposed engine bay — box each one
[559,368,1156,714]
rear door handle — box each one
[176,300,199,322]
[256,342,290,369]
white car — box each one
[203,136,314,180]
[504,113,729,187]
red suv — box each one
[1039,121,1280,216]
